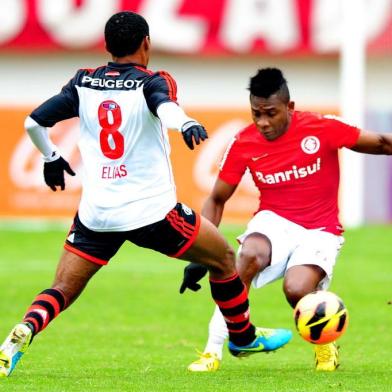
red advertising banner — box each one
[0,0,391,55]
[0,108,259,223]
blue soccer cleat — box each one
[228,327,292,357]
[0,323,32,377]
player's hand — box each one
[179,262,208,293]
[43,156,75,191]
[181,121,208,150]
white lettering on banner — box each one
[36,0,118,48]
[220,0,299,52]
[0,0,391,53]
[311,0,341,52]
[9,123,81,190]
[312,0,392,52]
[0,0,26,45]
[365,0,392,39]
[193,119,256,194]
[140,0,206,52]
[255,158,321,185]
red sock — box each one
[210,274,256,346]
[23,288,67,336]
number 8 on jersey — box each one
[98,100,124,159]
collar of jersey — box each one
[107,62,146,69]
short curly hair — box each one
[104,11,149,57]
[248,68,290,103]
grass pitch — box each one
[0,223,391,391]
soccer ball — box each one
[293,291,349,344]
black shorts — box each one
[64,203,200,265]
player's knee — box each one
[237,249,258,275]
[239,247,269,266]
[284,265,326,307]
[283,281,312,308]
[239,234,271,270]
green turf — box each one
[0,223,391,391]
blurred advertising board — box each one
[3,108,391,224]
[0,108,258,223]
[0,0,391,55]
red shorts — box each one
[64,203,200,265]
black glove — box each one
[179,262,208,293]
[181,121,208,150]
[44,156,75,191]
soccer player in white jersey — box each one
[182,68,392,372]
[0,13,292,378]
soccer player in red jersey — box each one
[0,15,291,378]
[182,68,392,372]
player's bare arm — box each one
[350,129,392,155]
[202,179,238,227]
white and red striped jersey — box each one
[31,62,179,231]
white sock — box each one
[203,306,228,360]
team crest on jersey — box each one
[102,102,118,110]
[301,136,320,154]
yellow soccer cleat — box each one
[187,351,220,372]
[314,342,339,371]
[0,323,32,378]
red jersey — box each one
[219,111,360,235]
